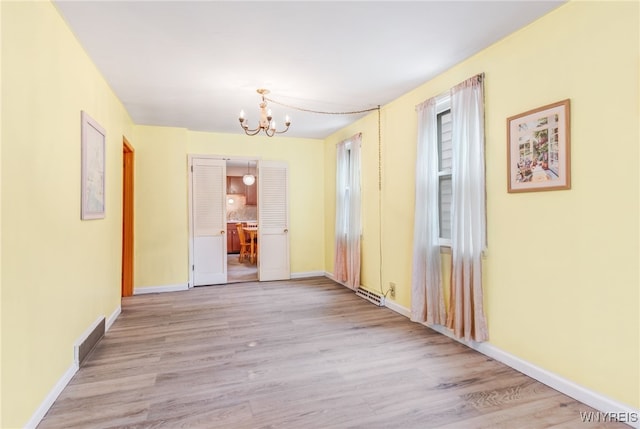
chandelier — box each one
[239,89,291,137]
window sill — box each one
[439,245,489,259]
[439,245,452,254]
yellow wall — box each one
[0,1,3,424]
[1,1,134,427]
[132,128,325,290]
[133,126,190,288]
[325,0,639,409]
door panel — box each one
[258,160,290,281]
[191,158,227,286]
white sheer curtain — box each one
[411,99,446,325]
[447,75,488,342]
[334,133,362,289]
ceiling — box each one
[53,1,565,140]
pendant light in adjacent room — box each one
[243,161,255,186]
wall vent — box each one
[355,287,385,307]
[74,317,105,368]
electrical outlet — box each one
[389,282,396,298]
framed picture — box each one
[81,111,106,219]
[507,99,570,193]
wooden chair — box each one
[243,223,258,263]
[236,223,251,263]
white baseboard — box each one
[382,299,640,428]
[383,298,410,318]
[470,336,640,429]
[106,305,121,331]
[26,305,122,429]
[24,362,78,429]
[133,283,189,295]
[291,271,326,279]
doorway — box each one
[122,138,134,297]
[188,156,290,287]
[226,159,258,283]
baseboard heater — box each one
[355,287,385,307]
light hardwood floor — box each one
[227,254,258,283]
[38,278,624,428]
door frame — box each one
[122,137,134,297]
[187,154,260,287]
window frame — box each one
[435,95,452,247]
[340,143,352,236]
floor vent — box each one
[355,287,385,307]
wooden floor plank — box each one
[37,277,626,428]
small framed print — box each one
[81,111,106,219]
[507,99,570,193]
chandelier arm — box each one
[243,127,262,136]
[274,125,290,135]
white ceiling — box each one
[53,1,565,140]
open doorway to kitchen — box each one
[226,159,258,283]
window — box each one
[436,97,452,244]
[338,145,351,236]
[412,74,487,340]
[334,134,362,288]
[437,108,452,242]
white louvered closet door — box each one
[258,160,290,281]
[191,158,227,286]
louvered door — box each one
[191,158,227,286]
[258,160,290,281]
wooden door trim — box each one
[122,137,134,297]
